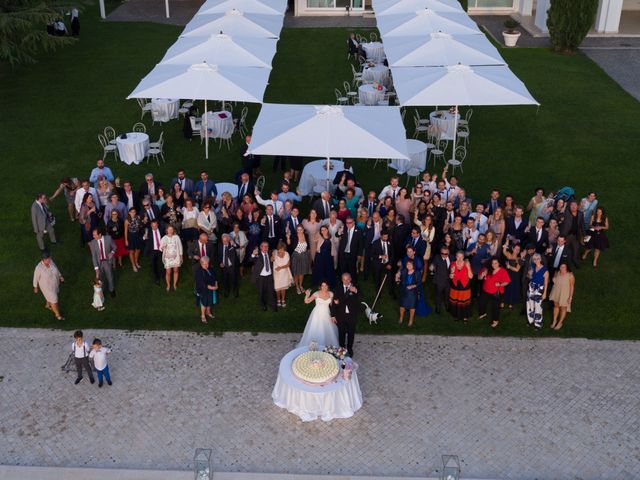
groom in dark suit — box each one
[330,273,361,357]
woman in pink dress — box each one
[302,209,321,260]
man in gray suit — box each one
[31,194,57,251]
[89,228,116,297]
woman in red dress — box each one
[448,251,473,322]
[478,257,511,328]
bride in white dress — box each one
[298,281,339,347]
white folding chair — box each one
[447,146,467,174]
[430,138,447,167]
[147,138,165,166]
[406,167,421,187]
[104,126,117,145]
[413,116,428,139]
[415,109,429,125]
[458,108,473,127]
[98,134,118,161]
[132,122,146,133]
[335,88,348,105]
[456,125,470,148]
[343,81,358,101]
[369,32,378,42]
[149,130,164,149]
[189,116,201,140]
[238,106,249,137]
[137,98,153,120]
[351,63,363,87]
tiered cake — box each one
[292,351,339,384]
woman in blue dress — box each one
[400,247,432,318]
[526,253,549,329]
[194,257,218,324]
[312,225,335,288]
[398,260,421,326]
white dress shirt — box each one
[89,347,111,370]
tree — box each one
[546,0,598,53]
[0,1,78,67]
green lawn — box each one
[1,4,638,339]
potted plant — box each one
[502,18,521,47]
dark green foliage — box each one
[547,0,599,53]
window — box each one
[469,0,514,7]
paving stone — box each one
[0,328,638,479]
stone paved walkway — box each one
[1,329,639,479]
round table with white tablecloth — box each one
[390,139,428,175]
[201,111,234,139]
[358,84,386,106]
[272,346,362,422]
[361,64,390,87]
[116,132,149,165]
[151,98,180,122]
[362,41,385,63]
[298,159,350,196]
[429,110,460,140]
[215,182,238,198]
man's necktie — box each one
[264,253,270,273]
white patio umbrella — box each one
[181,10,282,38]
[248,104,409,187]
[160,33,278,68]
[373,0,463,16]
[384,32,505,67]
[376,9,482,37]
[197,0,287,15]
[393,64,539,162]
[128,62,270,158]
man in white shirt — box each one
[251,241,277,311]
[378,176,401,201]
[89,338,112,387]
[74,180,99,212]
[469,203,489,234]
[255,190,284,217]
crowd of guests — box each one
[32,155,609,330]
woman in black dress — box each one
[582,206,609,268]
[287,224,311,294]
[502,243,523,309]
[124,207,144,272]
[161,194,183,235]
[312,225,335,288]
[78,193,98,246]
[106,210,128,268]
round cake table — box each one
[362,42,385,63]
[429,110,460,140]
[358,84,386,106]
[272,346,362,422]
[151,98,180,122]
[116,132,149,165]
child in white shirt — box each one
[92,279,104,311]
[89,338,112,387]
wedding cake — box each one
[292,351,339,384]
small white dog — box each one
[361,302,381,325]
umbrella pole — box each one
[451,105,459,164]
[205,99,209,160]
[326,156,330,192]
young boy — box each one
[72,330,95,385]
[89,338,112,387]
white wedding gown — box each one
[298,294,339,348]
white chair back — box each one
[104,126,116,142]
[98,134,107,148]
[132,122,146,133]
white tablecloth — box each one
[116,132,149,165]
[151,98,179,122]
[390,139,428,175]
[215,182,238,198]
[299,159,349,196]
[362,42,385,63]
[201,111,234,139]
[362,64,390,87]
[272,346,363,422]
[429,110,460,140]
[358,84,386,106]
